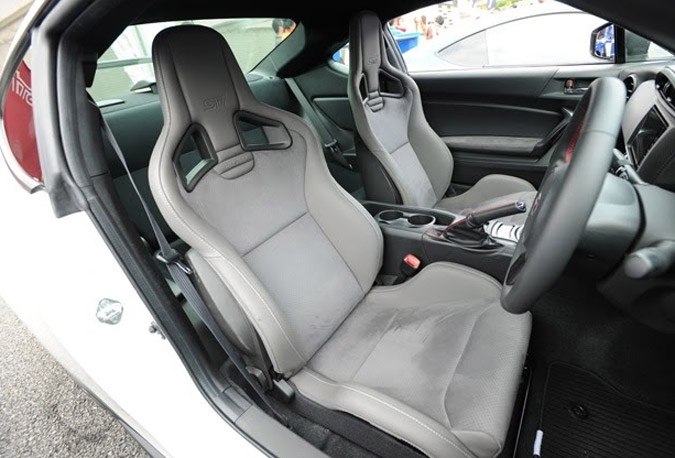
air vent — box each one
[623,75,637,99]
[656,70,675,110]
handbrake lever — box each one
[464,201,527,228]
[441,201,527,237]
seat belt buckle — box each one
[397,254,421,283]
[324,139,339,151]
[324,139,353,170]
[156,249,193,275]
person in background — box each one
[413,16,420,31]
[419,15,429,39]
[272,18,296,44]
[426,15,445,39]
[388,16,407,33]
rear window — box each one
[90,18,296,102]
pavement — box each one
[0,297,150,458]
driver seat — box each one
[349,12,537,223]
[149,25,531,458]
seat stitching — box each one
[203,255,306,362]
[300,128,384,292]
[331,183,384,267]
[349,311,399,381]
[443,305,503,455]
[369,262,502,295]
[240,211,308,258]
[441,303,489,429]
[432,126,454,200]
[349,300,487,384]
[389,140,412,155]
[304,143,368,293]
[303,371,474,458]
[277,106,385,272]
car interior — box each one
[28,0,675,456]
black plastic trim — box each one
[234,111,293,151]
[173,124,218,192]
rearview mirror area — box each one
[591,23,616,60]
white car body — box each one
[0,4,262,457]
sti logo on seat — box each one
[203,95,224,111]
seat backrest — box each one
[148,25,383,375]
[348,11,454,208]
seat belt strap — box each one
[285,77,352,170]
[98,110,288,426]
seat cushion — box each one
[292,263,531,458]
[436,174,537,224]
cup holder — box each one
[378,210,404,222]
[377,210,436,228]
[407,214,436,227]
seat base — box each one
[436,175,537,224]
[292,263,532,458]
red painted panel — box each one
[4,61,41,182]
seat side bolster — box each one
[406,78,454,202]
[304,127,384,293]
[292,369,477,458]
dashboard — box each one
[619,66,675,191]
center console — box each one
[362,201,518,282]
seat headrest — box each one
[152,25,256,154]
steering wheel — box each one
[501,77,626,314]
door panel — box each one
[295,58,643,191]
[423,101,562,139]
[413,63,626,187]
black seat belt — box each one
[285,78,352,170]
[99,111,288,426]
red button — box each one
[404,254,421,270]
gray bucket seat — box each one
[149,25,531,458]
[349,11,537,222]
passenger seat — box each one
[348,11,537,223]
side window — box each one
[333,2,607,71]
[89,18,296,102]
[434,12,606,69]
[335,1,672,72]
[625,30,673,63]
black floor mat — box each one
[540,362,675,458]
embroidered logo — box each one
[203,95,224,111]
